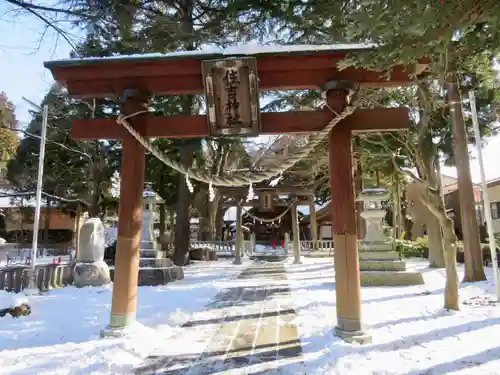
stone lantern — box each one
[141,182,163,250]
[357,188,390,243]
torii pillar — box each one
[102,90,147,336]
[309,196,318,245]
[328,89,371,344]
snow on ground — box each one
[0,290,28,310]
[0,259,249,375]
[284,258,500,375]
[2,256,500,375]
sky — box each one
[0,3,499,183]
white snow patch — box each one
[48,43,377,64]
[0,290,28,310]
[0,259,249,374]
[284,258,500,375]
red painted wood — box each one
[328,93,357,235]
[47,52,418,98]
[71,108,408,139]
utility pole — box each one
[22,98,49,294]
[469,90,500,300]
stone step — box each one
[358,242,394,252]
[110,266,184,286]
[140,241,158,250]
[139,257,172,267]
[303,252,332,258]
[359,260,406,271]
[360,271,425,286]
[359,251,400,261]
[140,249,168,258]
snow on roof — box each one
[223,202,323,221]
[0,194,58,208]
[45,43,377,66]
[143,189,164,202]
[0,186,69,208]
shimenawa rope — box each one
[116,97,356,188]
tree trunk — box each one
[215,207,224,240]
[420,192,459,310]
[427,214,445,268]
[74,205,81,260]
[89,141,103,218]
[172,144,194,266]
[206,195,220,241]
[441,216,460,311]
[446,72,486,282]
[393,174,400,239]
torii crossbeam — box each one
[45,44,424,344]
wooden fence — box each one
[0,242,75,266]
[300,240,335,255]
[0,263,74,293]
[190,240,235,257]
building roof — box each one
[487,177,500,188]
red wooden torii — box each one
[45,44,424,343]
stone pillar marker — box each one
[102,90,147,337]
[291,202,301,264]
[309,198,318,248]
[284,232,290,255]
[357,188,390,243]
[234,205,243,265]
[250,233,256,256]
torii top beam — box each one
[44,44,426,139]
[45,44,425,98]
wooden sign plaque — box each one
[202,57,261,137]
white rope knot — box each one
[246,183,254,202]
[185,174,194,193]
[208,181,215,202]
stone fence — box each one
[0,263,74,293]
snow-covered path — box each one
[1,257,500,374]
[0,259,249,374]
[137,261,302,375]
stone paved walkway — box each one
[136,261,303,375]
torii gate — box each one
[45,45,424,343]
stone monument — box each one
[358,188,390,243]
[356,188,424,286]
[141,183,163,250]
[139,183,173,268]
[73,218,111,288]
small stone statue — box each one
[73,218,111,288]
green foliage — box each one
[394,236,429,259]
[7,85,121,215]
[0,92,19,169]
[0,128,18,169]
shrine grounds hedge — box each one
[393,235,500,265]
